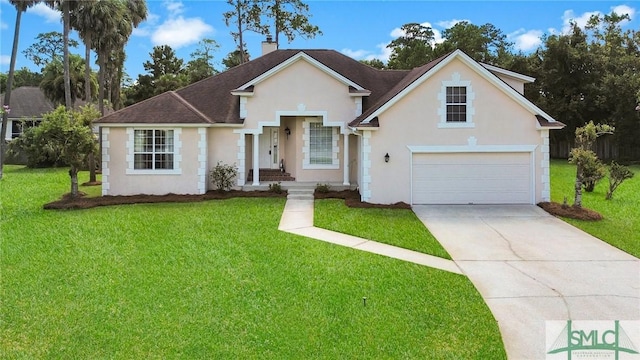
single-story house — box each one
[1,86,55,140]
[95,43,564,205]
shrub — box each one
[581,155,606,192]
[268,182,283,194]
[606,161,634,200]
[316,183,331,193]
[210,162,238,191]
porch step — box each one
[247,169,295,182]
[287,188,315,200]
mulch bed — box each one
[538,202,603,221]
[44,189,411,210]
[44,190,287,210]
[315,190,411,209]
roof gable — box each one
[352,50,559,127]
[235,51,367,91]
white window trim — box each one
[437,72,475,128]
[126,127,182,175]
[302,118,339,170]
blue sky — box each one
[0,1,637,81]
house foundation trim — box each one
[197,127,207,194]
[101,127,110,196]
[343,132,350,185]
[540,130,550,201]
[360,131,372,201]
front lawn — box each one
[1,165,505,358]
[550,159,640,257]
[314,199,451,259]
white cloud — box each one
[561,9,601,33]
[436,19,469,29]
[509,29,543,52]
[342,42,394,63]
[163,0,184,16]
[151,17,213,49]
[341,48,370,59]
[611,4,635,23]
[0,55,10,66]
[27,3,60,23]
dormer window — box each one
[438,72,475,128]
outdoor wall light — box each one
[285,127,291,138]
[384,153,390,163]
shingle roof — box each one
[97,91,213,124]
[1,86,55,118]
[94,49,559,129]
[536,115,566,128]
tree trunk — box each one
[238,2,246,64]
[0,9,24,180]
[573,165,583,208]
[63,1,73,109]
[98,51,105,116]
[84,32,92,102]
[88,152,96,183]
[70,166,79,197]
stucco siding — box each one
[104,127,202,195]
[243,59,356,128]
[367,58,543,204]
[207,127,240,189]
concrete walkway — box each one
[278,194,461,275]
[413,205,640,360]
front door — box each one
[259,127,280,169]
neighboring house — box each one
[1,86,55,140]
[95,44,564,205]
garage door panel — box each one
[412,153,532,205]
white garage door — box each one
[412,152,532,204]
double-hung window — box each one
[303,119,339,169]
[309,122,333,165]
[438,73,475,128]
[134,129,174,170]
[446,86,467,122]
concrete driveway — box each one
[413,205,640,360]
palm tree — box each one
[95,0,147,115]
[0,0,40,180]
[40,55,97,106]
[44,0,76,109]
[69,0,98,104]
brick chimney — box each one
[261,35,278,56]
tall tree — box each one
[434,22,513,65]
[126,45,187,104]
[23,31,79,69]
[223,0,266,64]
[186,39,220,82]
[40,55,97,107]
[143,45,184,79]
[386,23,435,70]
[69,0,98,105]
[222,49,251,69]
[1,0,40,181]
[263,0,321,45]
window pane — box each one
[310,123,332,165]
[447,105,467,122]
[134,153,153,169]
[155,153,174,169]
[133,129,174,170]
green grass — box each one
[314,199,451,259]
[550,159,640,257]
[1,165,505,359]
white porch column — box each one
[252,133,260,185]
[343,132,350,186]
